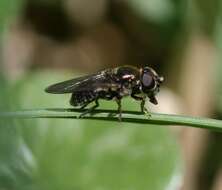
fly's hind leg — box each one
[79,99,99,118]
[80,103,88,110]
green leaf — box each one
[1,109,222,132]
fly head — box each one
[140,66,164,105]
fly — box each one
[45,66,164,120]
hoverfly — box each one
[45,66,163,120]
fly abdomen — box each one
[70,91,97,106]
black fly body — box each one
[45,66,164,120]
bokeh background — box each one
[0,0,222,189]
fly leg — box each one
[80,103,88,110]
[140,98,151,117]
[116,98,122,121]
[79,99,99,118]
[131,94,151,116]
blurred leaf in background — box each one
[0,63,33,189]
[0,0,26,188]
[0,0,24,34]
[3,71,182,190]
[216,12,222,113]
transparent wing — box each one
[45,71,113,94]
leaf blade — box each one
[0,109,222,132]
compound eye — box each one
[142,73,155,89]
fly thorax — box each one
[120,86,132,96]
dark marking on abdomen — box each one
[70,91,97,106]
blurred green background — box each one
[0,0,222,190]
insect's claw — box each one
[108,112,116,117]
[79,110,88,118]
[140,99,151,117]
[79,109,93,118]
[79,100,99,118]
[143,107,151,117]
[118,113,122,121]
[107,112,122,121]
[80,106,86,111]
[144,110,151,117]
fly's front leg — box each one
[141,98,151,117]
[79,99,99,118]
[131,94,150,116]
[116,98,122,121]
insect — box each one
[45,66,163,120]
